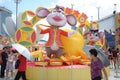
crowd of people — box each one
[0,45,120,80]
[108,47,120,69]
[0,46,27,80]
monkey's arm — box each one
[36,24,50,34]
[31,50,44,61]
[36,24,44,30]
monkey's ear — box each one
[66,14,77,26]
[99,31,104,38]
[36,7,50,18]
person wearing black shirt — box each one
[111,47,118,69]
[0,47,8,78]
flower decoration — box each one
[79,13,88,24]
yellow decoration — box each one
[26,65,110,80]
[60,56,70,65]
[31,50,44,61]
[61,30,88,59]
[15,26,36,47]
[50,62,63,66]
[35,62,48,66]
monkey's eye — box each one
[94,33,98,36]
[60,11,65,15]
[52,9,57,13]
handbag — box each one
[15,59,20,69]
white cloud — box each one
[51,0,120,21]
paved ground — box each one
[0,66,120,80]
[108,68,120,80]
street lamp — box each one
[71,4,74,10]
[113,4,117,14]
[96,7,100,21]
[90,16,93,22]
[14,0,22,30]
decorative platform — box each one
[26,62,110,80]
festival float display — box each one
[13,5,110,80]
[83,21,110,67]
[15,10,37,47]
[115,13,120,49]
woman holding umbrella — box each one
[14,54,27,80]
[89,48,108,80]
[12,43,33,80]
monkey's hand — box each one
[36,24,44,30]
[68,30,77,37]
[35,24,44,34]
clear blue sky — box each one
[0,0,57,15]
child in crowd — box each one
[108,48,113,68]
[6,48,16,79]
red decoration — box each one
[79,24,85,28]
[23,21,32,26]
[16,30,21,41]
[27,11,35,16]
[66,8,72,14]
[117,18,120,23]
[100,37,104,45]
[31,32,36,43]
[79,13,88,23]
[73,10,80,17]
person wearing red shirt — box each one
[14,54,27,80]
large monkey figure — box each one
[36,5,77,59]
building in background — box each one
[98,14,115,33]
[98,12,120,49]
[0,6,12,36]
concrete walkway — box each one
[108,68,120,80]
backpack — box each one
[15,59,20,69]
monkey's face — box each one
[47,7,67,27]
[86,29,99,42]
